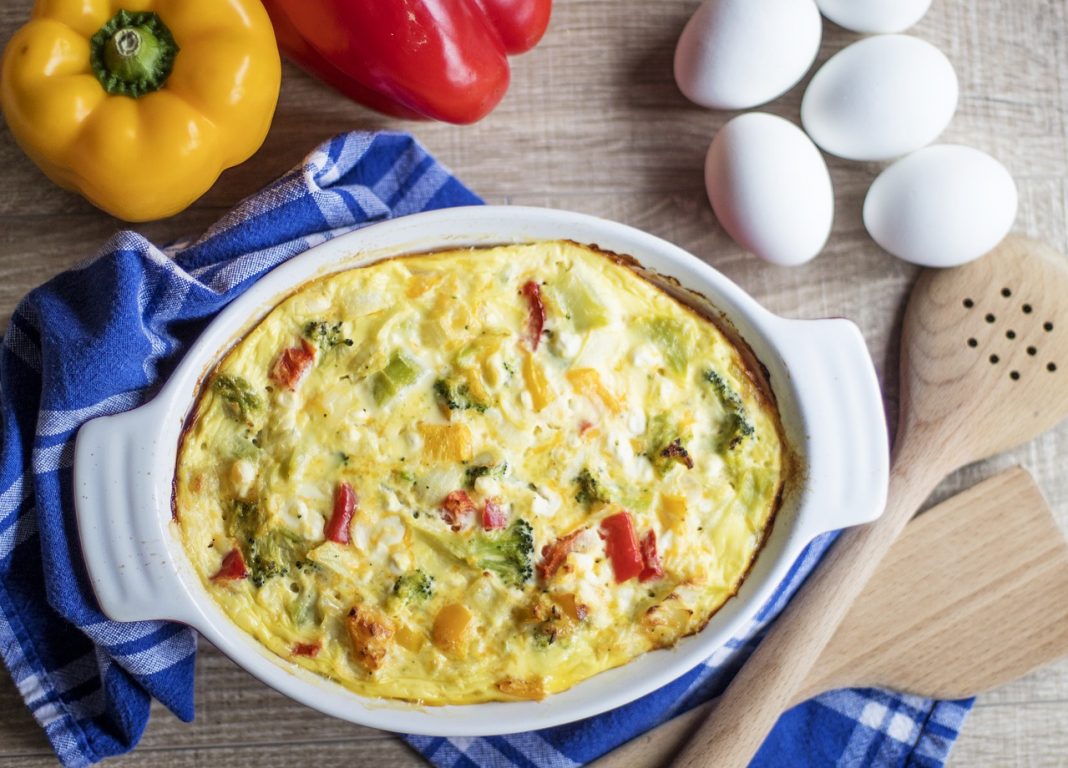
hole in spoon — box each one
[1028,346,1038,356]
[1010,371,1020,380]
[1006,330,1016,339]
[986,313,996,323]
[989,354,1000,364]
[1002,288,1012,297]
[1045,322,1054,332]
[1023,304,1033,314]
[963,298,974,308]
[1050,363,1058,373]
[967,338,978,348]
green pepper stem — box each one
[90,9,179,98]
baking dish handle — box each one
[773,317,890,540]
[74,398,200,626]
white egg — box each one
[705,113,834,266]
[815,0,932,33]
[674,0,822,110]
[802,35,958,162]
[863,145,1017,267]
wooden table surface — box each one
[1,0,1066,765]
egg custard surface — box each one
[175,241,786,704]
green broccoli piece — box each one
[644,414,694,475]
[434,377,488,413]
[213,375,261,423]
[247,529,306,588]
[302,320,350,350]
[473,519,534,588]
[574,468,608,508]
[391,569,434,604]
[465,461,508,489]
[704,369,755,450]
[226,499,259,543]
[532,620,560,648]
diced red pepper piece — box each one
[441,490,477,530]
[638,530,664,582]
[600,512,643,583]
[292,641,321,657]
[325,482,357,544]
[212,548,248,581]
[521,281,545,350]
[481,498,507,531]
[270,338,316,391]
[537,528,584,581]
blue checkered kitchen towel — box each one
[0,131,971,767]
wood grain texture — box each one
[591,467,1068,768]
[0,0,1066,764]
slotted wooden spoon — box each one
[670,236,1068,768]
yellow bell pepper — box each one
[0,1,281,222]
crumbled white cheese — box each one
[474,476,502,498]
[552,330,582,359]
[531,485,562,518]
[229,459,256,497]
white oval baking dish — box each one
[73,206,888,736]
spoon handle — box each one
[668,456,940,768]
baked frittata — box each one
[174,240,786,703]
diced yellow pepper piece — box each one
[464,367,491,406]
[418,422,473,463]
[406,273,440,298]
[432,603,472,654]
[659,494,687,534]
[566,368,622,414]
[496,676,548,701]
[395,623,425,653]
[522,349,555,412]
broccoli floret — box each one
[574,468,608,508]
[213,375,261,422]
[644,414,694,475]
[302,320,350,350]
[473,519,534,588]
[465,461,508,489]
[392,569,434,604]
[434,377,488,413]
[247,529,306,587]
[703,369,755,450]
[533,620,559,648]
[226,499,259,542]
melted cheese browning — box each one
[175,241,786,704]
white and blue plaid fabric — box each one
[0,131,971,767]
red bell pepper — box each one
[600,512,643,583]
[260,0,552,124]
[212,549,249,581]
[269,339,316,391]
[481,498,507,531]
[325,482,357,544]
[292,641,321,657]
[521,280,546,350]
[441,490,477,529]
[638,530,664,582]
[537,528,584,581]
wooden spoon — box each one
[670,236,1068,768]
[590,466,1068,768]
